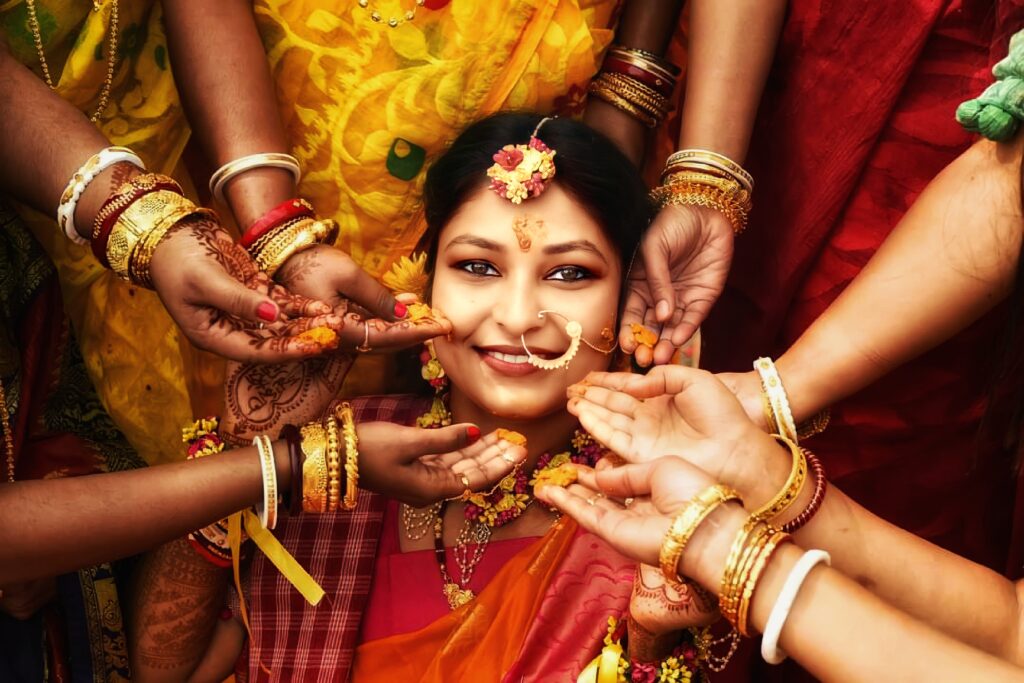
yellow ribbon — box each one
[577,641,624,683]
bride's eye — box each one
[546,265,593,282]
[456,260,500,277]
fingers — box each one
[573,405,635,459]
[641,234,677,324]
[568,385,642,419]
[336,261,403,321]
[195,264,284,324]
[569,398,634,436]
[389,422,481,461]
[198,311,347,363]
[617,284,649,354]
[591,460,659,499]
[269,282,334,318]
[337,313,453,353]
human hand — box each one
[275,244,403,319]
[716,370,769,430]
[620,205,733,366]
[536,458,719,571]
[0,577,56,620]
[357,424,527,508]
[150,215,346,362]
[567,367,766,489]
[629,561,718,637]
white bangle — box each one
[760,548,831,664]
[754,357,799,444]
[209,153,301,206]
[57,146,146,245]
[253,435,279,530]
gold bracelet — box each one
[599,72,672,115]
[661,171,750,208]
[588,81,660,127]
[750,435,807,526]
[92,173,184,240]
[718,518,761,624]
[106,190,198,284]
[797,409,831,440]
[723,522,774,628]
[738,529,789,636]
[337,402,360,510]
[325,416,342,513]
[252,218,319,277]
[754,357,799,443]
[651,182,750,234]
[658,484,742,583]
[300,423,328,513]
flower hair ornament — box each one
[486,117,557,204]
[521,310,618,370]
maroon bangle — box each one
[241,198,314,248]
[781,449,827,533]
[280,424,303,516]
[601,56,677,98]
[91,177,183,267]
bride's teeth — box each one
[488,351,530,364]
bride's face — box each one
[431,184,622,420]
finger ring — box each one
[501,450,517,464]
[623,497,635,508]
[258,322,265,331]
[587,495,600,506]
[356,320,372,353]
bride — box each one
[131,113,722,683]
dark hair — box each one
[418,112,653,284]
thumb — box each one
[393,422,480,461]
[642,239,676,324]
[197,267,279,323]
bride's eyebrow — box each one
[446,235,505,252]
[543,240,608,266]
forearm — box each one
[0,443,289,584]
[678,0,787,161]
[0,45,138,238]
[775,137,1023,422]
[583,0,684,165]
[163,0,294,227]
[685,507,1024,679]
[732,438,1022,661]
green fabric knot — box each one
[956,29,1024,141]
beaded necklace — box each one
[430,429,605,610]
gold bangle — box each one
[661,171,750,209]
[599,72,672,114]
[719,519,767,626]
[724,522,774,628]
[92,173,185,240]
[754,357,799,443]
[651,182,750,234]
[588,82,660,127]
[130,207,215,289]
[325,416,342,513]
[337,402,360,510]
[252,218,319,277]
[751,435,807,526]
[797,409,831,440]
[738,529,789,636]
[300,423,328,513]
[106,190,198,284]
[658,484,742,583]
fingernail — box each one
[466,425,481,443]
[257,302,278,322]
[394,301,408,318]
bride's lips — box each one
[475,345,561,377]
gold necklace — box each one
[25,0,120,123]
[401,501,441,541]
[0,378,15,482]
[356,0,425,28]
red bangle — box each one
[781,448,827,533]
[280,424,304,516]
[240,198,315,248]
[600,56,677,98]
[91,175,183,267]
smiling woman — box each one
[130,114,726,682]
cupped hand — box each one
[357,424,527,508]
[620,204,733,366]
[630,563,719,636]
[535,458,716,569]
[566,366,763,487]
[150,215,346,363]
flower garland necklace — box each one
[430,427,606,610]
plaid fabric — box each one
[243,395,430,682]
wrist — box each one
[679,502,746,592]
[76,162,143,240]
[223,168,297,229]
[626,612,680,662]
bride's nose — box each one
[491,273,546,338]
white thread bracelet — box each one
[760,548,831,664]
[754,357,799,444]
[57,146,146,245]
[253,435,279,530]
[209,152,301,206]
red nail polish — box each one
[394,301,408,318]
[466,425,481,442]
[257,302,278,322]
